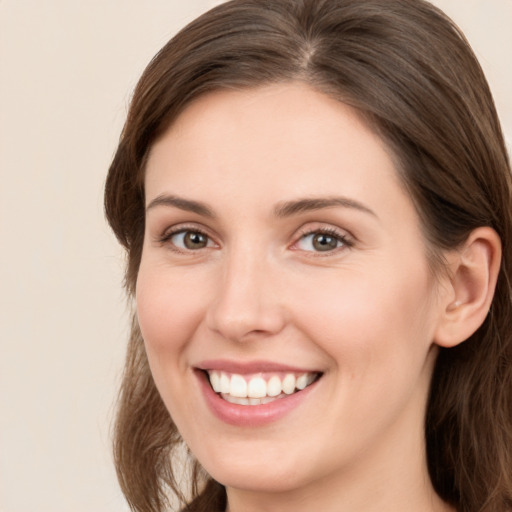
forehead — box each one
[153,84,385,162]
[145,82,410,221]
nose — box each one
[205,247,287,343]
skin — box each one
[137,83,456,512]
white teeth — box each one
[220,372,230,393]
[230,374,247,398]
[209,371,221,392]
[267,375,282,397]
[206,370,318,403]
[296,373,310,390]
[282,374,296,394]
[223,395,247,405]
[247,376,267,398]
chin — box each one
[211,465,304,494]
[193,442,309,493]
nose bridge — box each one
[206,241,285,341]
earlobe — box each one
[434,227,501,348]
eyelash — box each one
[157,225,353,255]
[158,225,215,253]
[292,227,353,254]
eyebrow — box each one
[274,196,377,218]
[145,194,376,219]
[146,194,215,217]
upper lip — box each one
[195,359,321,375]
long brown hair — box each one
[104,1,512,510]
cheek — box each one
[135,264,214,430]
[135,264,208,362]
[288,265,438,451]
[292,260,437,374]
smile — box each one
[206,370,319,406]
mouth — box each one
[204,369,321,406]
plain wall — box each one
[0,1,510,511]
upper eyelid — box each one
[293,223,353,241]
[160,222,212,237]
[157,223,218,247]
[157,227,219,255]
[289,224,355,252]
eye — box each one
[165,229,215,251]
[295,230,350,253]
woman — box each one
[104,0,512,511]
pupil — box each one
[313,234,337,251]
[185,232,207,249]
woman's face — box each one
[137,83,449,497]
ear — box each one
[434,227,502,348]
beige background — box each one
[0,1,510,511]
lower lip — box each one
[195,370,320,427]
